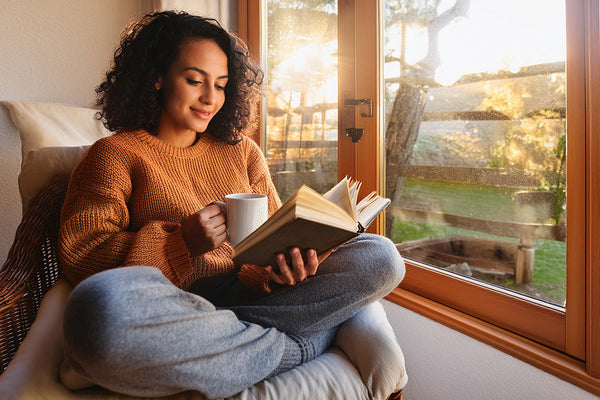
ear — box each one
[155,76,162,91]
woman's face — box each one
[157,38,228,141]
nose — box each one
[200,85,217,105]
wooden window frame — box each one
[239,0,600,395]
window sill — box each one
[385,286,600,397]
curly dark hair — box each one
[96,11,263,144]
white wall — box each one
[0,0,149,265]
[382,300,598,399]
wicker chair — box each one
[0,176,68,371]
[0,175,405,400]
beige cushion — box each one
[19,145,90,211]
[0,281,406,400]
[1,101,109,160]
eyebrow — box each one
[184,67,228,80]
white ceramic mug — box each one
[225,193,268,247]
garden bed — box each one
[397,236,518,280]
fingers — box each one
[207,201,227,218]
[305,249,319,276]
[197,203,227,232]
[198,211,226,231]
[201,203,226,220]
[212,222,227,240]
[265,257,293,286]
[288,248,307,282]
[181,204,227,257]
[200,211,226,246]
[276,253,297,285]
[265,253,297,286]
[267,248,320,286]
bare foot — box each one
[59,360,95,390]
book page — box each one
[357,195,391,230]
[296,185,353,223]
[347,178,361,219]
[323,177,355,220]
[356,191,377,214]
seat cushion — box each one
[0,280,407,400]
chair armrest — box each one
[0,176,69,371]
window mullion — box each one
[565,0,587,361]
[584,0,600,378]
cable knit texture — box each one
[58,130,280,292]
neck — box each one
[156,119,198,147]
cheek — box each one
[159,85,177,110]
[163,82,193,106]
[216,94,226,113]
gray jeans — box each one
[62,234,405,398]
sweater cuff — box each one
[237,264,272,294]
[165,229,195,287]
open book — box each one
[232,177,391,266]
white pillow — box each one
[1,101,109,161]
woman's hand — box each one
[181,202,227,257]
[265,247,334,286]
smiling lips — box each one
[191,107,212,119]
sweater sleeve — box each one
[235,137,282,293]
[245,137,282,214]
[58,140,194,287]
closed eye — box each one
[186,79,201,85]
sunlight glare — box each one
[394,0,567,86]
[273,41,337,103]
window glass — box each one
[383,0,567,306]
[265,0,339,201]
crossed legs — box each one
[61,234,405,398]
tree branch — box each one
[417,0,471,78]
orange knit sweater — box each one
[58,130,281,293]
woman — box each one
[59,10,405,399]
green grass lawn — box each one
[393,179,566,306]
[398,179,519,221]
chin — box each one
[194,120,213,132]
[187,123,209,133]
